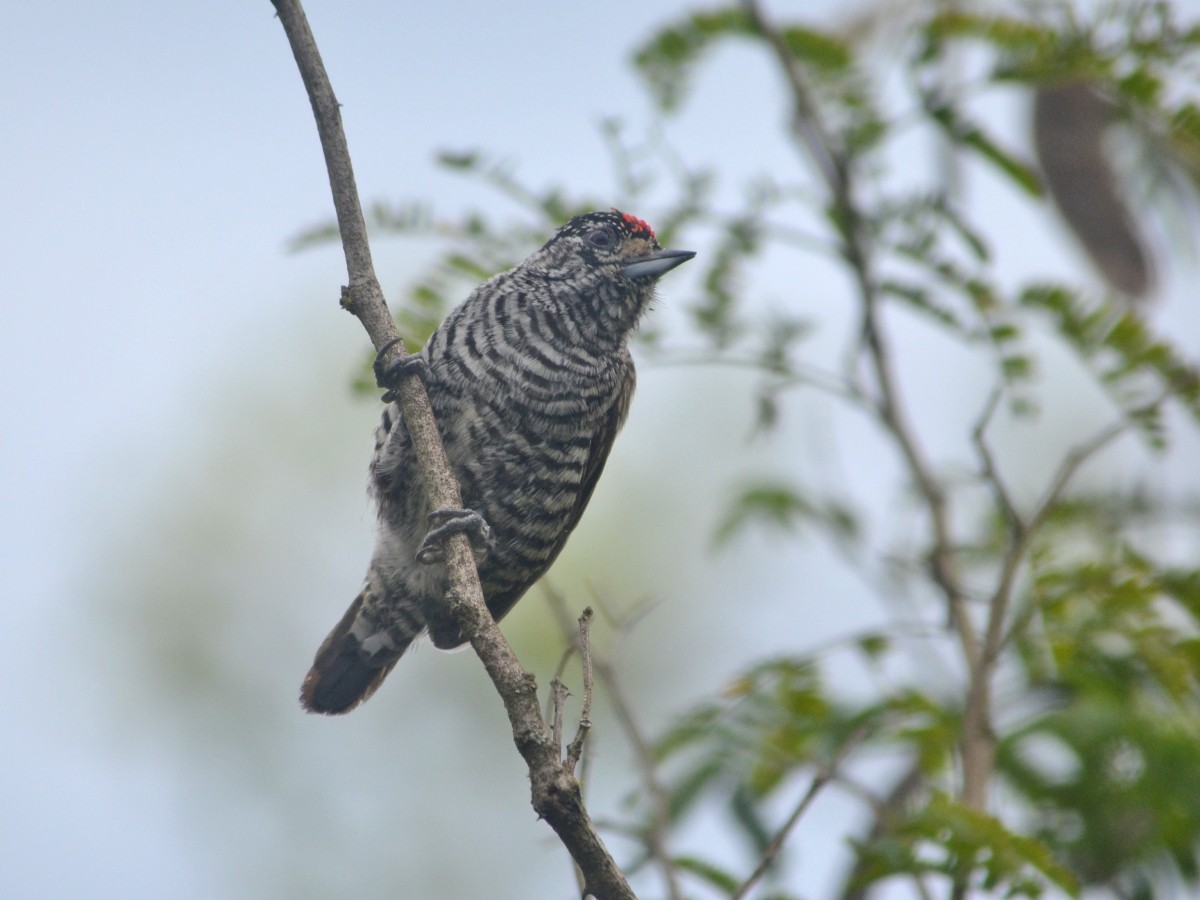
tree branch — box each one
[565,608,596,774]
[269,3,633,896]
[731,726,869,900]
[986,393,1163,655]
[545,586,684,900]
[836,761,926,900]
[958,390,1155,837]
[742,0,978,671]
[744,4,986,893]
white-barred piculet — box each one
[301,210,694,713]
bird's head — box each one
[523,209,695,341]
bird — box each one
[301,209,695,714]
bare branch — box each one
[955,388,1020,821]
[837,762,925,900]
[565,608,596,774]
[552,678,570,759]
[595,655,682,900]
[545,585,684,900]
[269,3,633,896]
[741,0,843,200]
[972,388,1023,535]
[958,387,1157,838]
[740,10,986,898]
[996,397,1161,653]
[732,726,870,900]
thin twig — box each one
[552,678,570,758]
[547,644,578,724]
[269,4,633,896]
[954,387,1020,826]
[545,585,685,900]
[595,657,683,900]
[731,727,870,900]
[956,387,1158,879]
[572,742,596,898]
[836,761,924,900]
[995,397,1161,652]
[741,0,842,196]
[972,388,1023,534]
[565,608,596,773]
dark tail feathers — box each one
[300,592,403,715]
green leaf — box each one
[434,149,480,170]
[879,279,968,333]
[924,10,1058,52]
[1021,285,1200,429]
[779,25,851,70]
[856,634,890,661]
[715,482,859,546]
[924,97,1044,197]
[632,8,754,112]
[731,782,773,854]
[898,794,1081,897]
[666,757,727,823]
[673,855,741,894]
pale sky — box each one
[5,2,1200,898]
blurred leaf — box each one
[1027,546,1200,703]
[673,855,740,894]
[633,7,753,112]
[854,792,1079,897]
[878,278,969,333]
[654,658,865,835]
[780,25,851,70]
[1001,697,1200,886]
[286,219,342,252]
[856,634,890,661]
[924,10,1058,53]
[691,212,761,348]
[1021,285,1200,430]
[715,481,858,547]
[924,96,1044,197]
[731,783,773,855]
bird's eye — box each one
[587,227,615,249]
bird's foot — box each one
[373,338,428,403]
[416,508,492,564]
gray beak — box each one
[621,248,696,280]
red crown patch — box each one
[613,208,655,239]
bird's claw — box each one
[416,508,492,564]
[373,338,429,403]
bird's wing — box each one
[367,400,412,513]
[484,363,637,624]
[558,364,636,549]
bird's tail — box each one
[300,590,414,715]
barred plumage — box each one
[301,210,695,714]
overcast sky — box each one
[5,2,1200,899]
